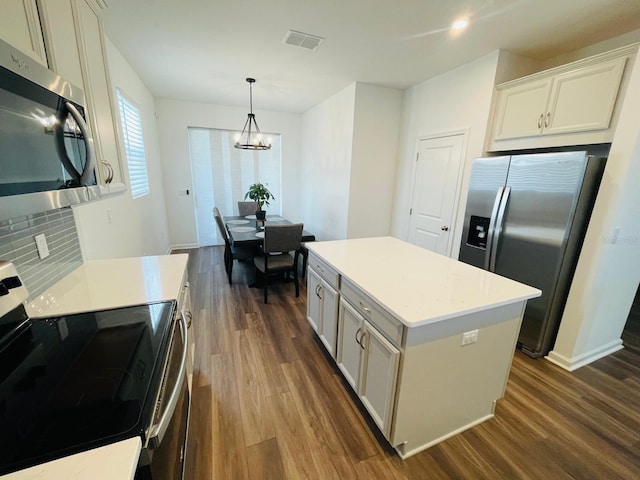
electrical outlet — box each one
[34,233,50,259]
[461,329,479,346]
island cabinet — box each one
[306,253,340,356]
[488,44,637,151]
[305,237,541,459]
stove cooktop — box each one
[0,301,176,475]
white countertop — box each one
[8,254,188,479]
[26,254,189,318]
[0,437,141,480]
[307,237,541,327]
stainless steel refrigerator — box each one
[458,151,606,357]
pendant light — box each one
[234,78,271,150]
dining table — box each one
[223,214,316,247]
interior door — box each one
[408,133,465,256]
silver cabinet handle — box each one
[101,159,114,184]
[315,284,322,299]
[149,312,188,448]
[315,264,324,273]
[544,112,551,128]
[359,301,371,314]
[359,331,367,350]
[537,113,543,129]
[355,327,363,347]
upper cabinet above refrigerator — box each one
[487,44,637,152]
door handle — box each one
[65,102,96,186]
[440,226,449,231]
[355,327,363,347]
[544,112,551,128]
[537,113,544,129]
[484,186,504,270]
[490,186,511,272]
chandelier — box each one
[234,78,271,150]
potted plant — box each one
[244,183,274,220]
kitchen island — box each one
[305,237,541,458]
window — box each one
[116,89,149,198]
[188,128,282,246]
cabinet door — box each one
[75,0,123,186]
[306,267,322,333]
[360,320,400,437]
[318,280,338,356]
[38,0,84,87]
[544,57,626,135]
[492,78,551,141]
[0,0,47,65]
[336,299,364,392]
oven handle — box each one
[148,312,188,447]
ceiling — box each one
[102,0,640,114]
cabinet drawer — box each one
[341,278,403,347]
[308,252,340,289]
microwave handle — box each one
[65,102,96,186]
[148,312,189,448]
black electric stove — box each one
[0,300,176,475]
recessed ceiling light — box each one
[452,18,469,31]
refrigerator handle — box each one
[489,186,511,272]
[484,187,504,270]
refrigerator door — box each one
[458,157,510,268]
[493,151,591,356]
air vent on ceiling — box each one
[282,30,324,51]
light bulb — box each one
[452,18,469,31]
[234,133,241,144]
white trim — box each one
[545,339,624,371]
[396,413,494,459]
[170,244,199,252]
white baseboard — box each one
[169,244,199,253]
[546,339,624,371]
[396,413,494,459]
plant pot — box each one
[255,210,266,220]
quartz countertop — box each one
[26,254,188,318]
[306,237,541,327]
[0,438,141,480]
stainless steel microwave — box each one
[0,37,100,219]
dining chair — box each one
[237,201,258,216]
[254,223,303,304]
[213,207,257,283]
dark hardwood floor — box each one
[177,246,640,479]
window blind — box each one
[116,89,149,199]
[188,128,282,246]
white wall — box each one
[548,47,640,369]
[390,50,501,256]
[73,39,170,259]
[154,99,303,248]
[300,84,356,241]
[348,83,403,239]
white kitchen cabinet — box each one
[489,45,636,151]
[307,267,339,355]
[38,0,125,190]
[0,0,48,66]
[337,297,400,437]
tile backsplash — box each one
[0,207,82,299]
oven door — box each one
[136,313,190,480]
